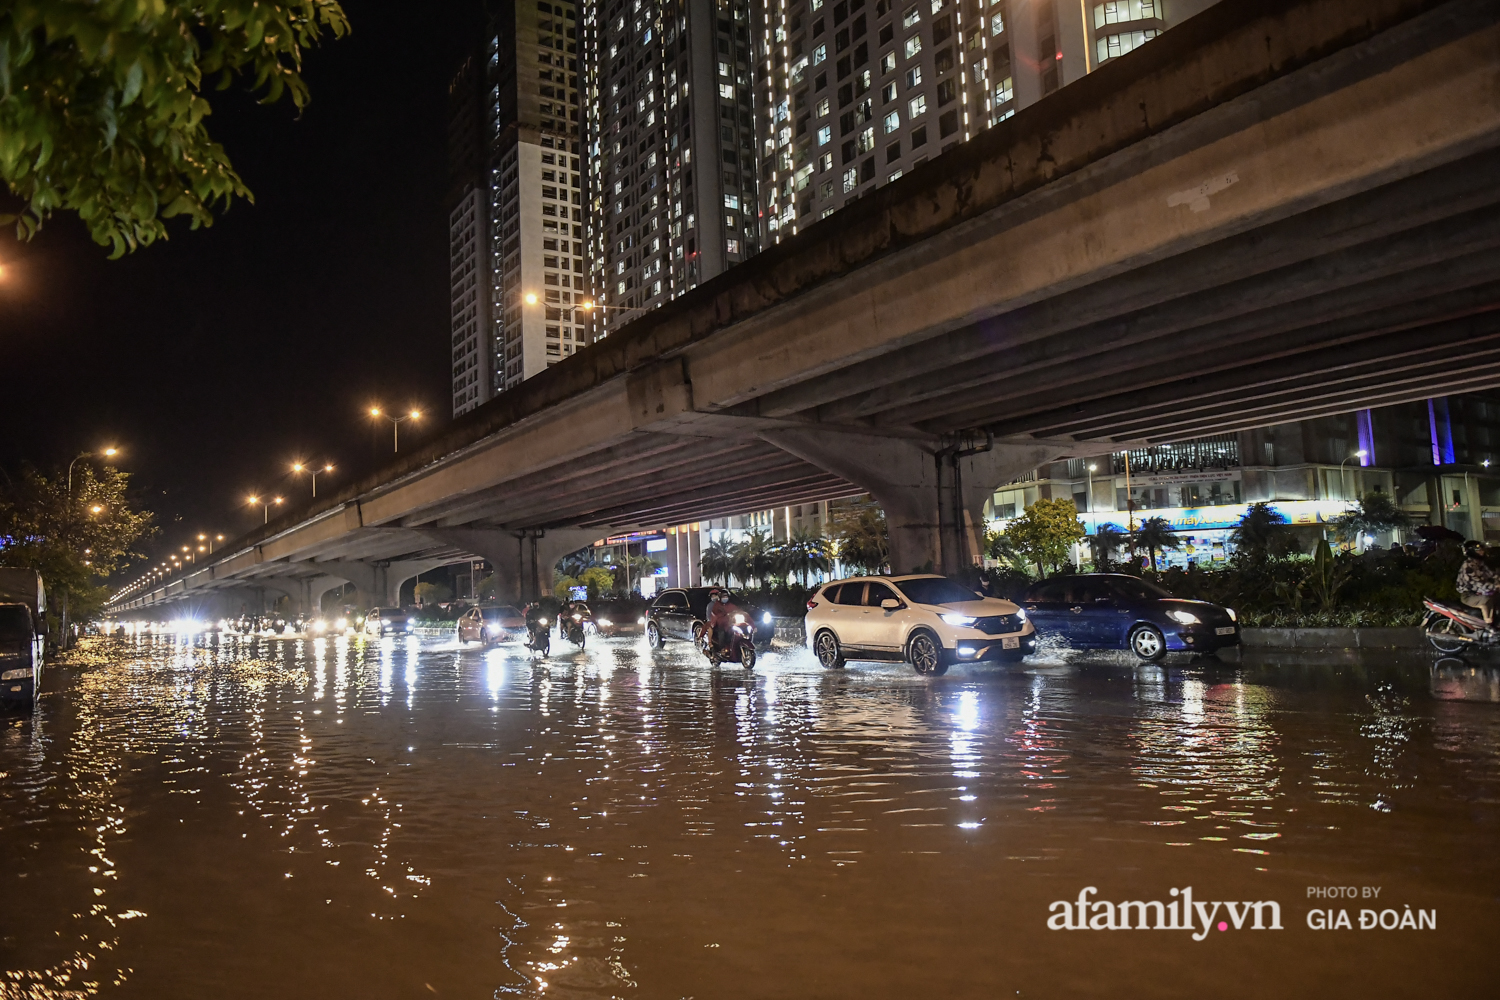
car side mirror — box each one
[880,598,901,610]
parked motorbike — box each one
[1423,598,1500,653]
[699,613,757,670]
[525,617,551,657]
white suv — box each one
[804,575,1036,675]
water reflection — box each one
[0,636,1495,997]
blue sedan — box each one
[1021,574,1240,660]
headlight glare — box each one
[1166,610,1200,625]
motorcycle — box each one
[1422,598,1500,653]
[562,610,589,649]
[525,617,551,657]
[700,612,757,670]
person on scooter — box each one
[1456,540,1499,624]
[705,588,742,654]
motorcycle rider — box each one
[522,601,549,646]
[705,588,742,654]
[1456,540,1500,625]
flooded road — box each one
[2,633,1497,999]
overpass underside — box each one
[115,0,1500,612]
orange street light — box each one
[293,461,335,498]
[370,408,422,453]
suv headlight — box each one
[1167,610,1200,625]
[1015,608,1027,621]
[941,614,977,626]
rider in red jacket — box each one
[705,588,741,650]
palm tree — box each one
[731,530,776,589]
[1089,523,1127,571]
[1133,516,1181,572]
[700,537,735,585]
[778,527,834,586]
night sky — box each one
[0,1,490,582]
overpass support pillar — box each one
[417,528,611,603]
[762,430,1063,576]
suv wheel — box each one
[813,629,845,669]
[646,620,665,649]
[1130,624,1167,661]
[907,630,948,676]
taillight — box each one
[806,600,818,610]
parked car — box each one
[590,598,648,638]
[363,607,414,637]
[457,604,526,644]
[1020,574,1240,660]
[645,587,775,650]
[804,574,1035,676]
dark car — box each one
[645,587,775,650]
[457,604,526,644]
[589,598,648,638]
[1021,574,1240,660]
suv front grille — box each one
[973,614,1023,634]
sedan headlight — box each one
[1,667,33,681]
[941,614,977,626]
[1226,608,1237,622]
[597,619,613,627]
[1166,610,1200,625]
[486,625,501,635]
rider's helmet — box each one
[708,587,725,602]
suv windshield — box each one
[894,577,979,606]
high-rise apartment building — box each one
[756,0,1214,244]
[580,0,766,336]
[447,0,587,417]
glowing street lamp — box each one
[292,461,335,498]
[247,495,284,524]
[369,407,422,453]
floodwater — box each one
[1,633,1497,999]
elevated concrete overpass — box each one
[113,0,1500,616]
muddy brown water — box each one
[1,633,1496,998]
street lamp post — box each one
[59,446,118,650]
[293,462,335,497]
[247,495,284,524]
[369,408,422,453]
[1338,449,1369,501]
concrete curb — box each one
[1239,627,1425,649]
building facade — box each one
[988,395,1500,569]
[448,0,587,417]
[580,0,766,337]
[755,0,1214,245]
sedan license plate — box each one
[1002,636,1020,649]
[1215,626,1236,636]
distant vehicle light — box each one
[597,619,613,627]
[335,618,348,629]
[637,616,647,624]
[1167,610,1201,625]
[761,612,773,624]
[941,614,977,626]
